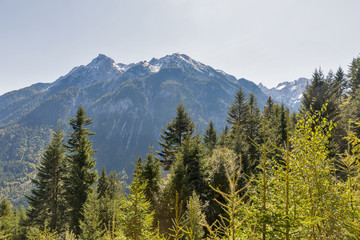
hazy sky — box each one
[1,0,360,95]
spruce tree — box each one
[158,102,195,169]
[331,67,347,101]
[79,190,104,240]
[226,87,248,126]
[302,68,328,112]
[124,159,155,240]
[183,192,205,240]
[203,120,217,155]
[26,126,67,232]
[97,167,110,199]
[0,198,14,238]
[347,56,360,94]
[139,147,162,207]
[243,93,261,175]
[65,105,98,235]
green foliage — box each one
[97,167,111,199]
[203,120,217,155]
[65,105,98,235]
[183,191,205,240]
[26,126,67,232]
[168,134,207,206]
[123,159,155,240]
[205,147,233,225]
[157,102,195,169]
[0,198,15,239]
[347,56,360,94]
[79,190,104,240]
[139,147,162,208]
[204,149,251,240]
[0,125,52,205]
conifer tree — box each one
[183,191,205,240]
[217,125,231,147]
[158,102,195,169]
[139,147,162,207]
[226,88,248,174]
[65,105,98,235]
[331,67,347,101]
[206,147,238,226]
[265,97,274,119]
[226,87,248,126]
[244,93,261,175]
[0,198,14,238]
[347,56,360,94]
[26,126,67,232]
[203,120,217,155]
[302,68,328,112]
[124,158,155,240]
[79,190,104,240]
[172,134,207,203]
[98,167,110,199]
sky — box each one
[1,0,360,95]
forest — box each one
[1,55,360,240]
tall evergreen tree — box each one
[157,102,195,169]
[0,198,14,238]
[347,56,360,94]
[301,68,341,156]
[302,68,328,113]
[79,190,104,240]
[168,134,207,207]
[203,120,217,155]
[331,67,347,101]
[65,105,98,235]
[139,147,162,207]
[97,167,110,199]
[243,93,261,175]
[226,87,248,126]
[183,192,205,240]
[26,126,67,232]
[124,158,155,240]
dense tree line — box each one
[1,54,360,239]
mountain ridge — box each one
[0,53,303,204]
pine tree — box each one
[226,88,248,173]
[226,87,248,126]
[178,134,207,201]
[26,126,67,232]
[205,150,250,239]
[98,167,110,199]
[265,97,274,119]
[139,147,162,207]
[302,68,328,112]
[183,192,205,240]
[124,159,155,240]
[79,190,104,240]
[158,102,195,170]
[347,56,360,94]
[206,147,233,226]
[331,67,347,101]
[203,120,218,155]
[0,198,14,238]
[65,105,98,235]
[243,93,261,175]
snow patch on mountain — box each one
[258,78,310,112]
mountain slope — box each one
[258,77,310,112]
[0,53,269,204]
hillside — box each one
[0,53,269,204]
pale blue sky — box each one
[1,0,360,95]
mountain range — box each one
[0,53,308,204]
[258,78,310,112]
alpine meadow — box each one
[1,52,360,239]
